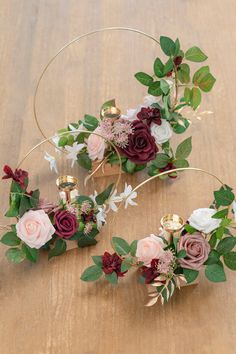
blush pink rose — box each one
[136,234,165,267]
[16,210,55,249]
[87,127,107,161]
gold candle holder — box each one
[160,214,184,243]
[56,175,79,203]
[101,106,121,119]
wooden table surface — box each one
[1,1,236,353]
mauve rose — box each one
[177,232,210,270]
[119,120,158,164]
[54,210,78,239]
[87,127,106,161]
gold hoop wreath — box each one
[0,130,126,257]
[81,168,236,307]
[32,27,216,180]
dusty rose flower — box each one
[16,210,55,249]
[54,210,78,239]
[177,232,210,270]
[87,127,107,161]
[119,120,158,165]
[136,234,164,267]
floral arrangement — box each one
[0,165,137,263]
[51,36,215,178]
[81,184,236,306]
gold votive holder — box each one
[101,106,121,119]
[56,175,79,203]
[160,214,184,243]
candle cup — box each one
[101,106,121,120]
[160,214,184,243]
[56,175,79,203]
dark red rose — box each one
[159,162,177,179]
[102,251,127,277]
[2,165,28,189]
[119,120,158,165]
[137,107,161,126]
[140,259,161,284]
[54,210,78,239]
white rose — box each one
[188,208,221,234]
[150,119,172,145]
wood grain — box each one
[1,1,236,353]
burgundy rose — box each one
[54,210,78,239]
[119,120,158,165]
[137,107,161,126]
[102,251,126,277]
[2,165,28,189]
[177,232,210,270]
[140,259,161,284]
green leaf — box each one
[171,114,190,134]
[174,38,180,56]
[108,153,127,165]
[214,189,235,207]
[77,235,98,248]
[121,259,132,272]
[58,136,68,147]
[112,236,130,256]
[193,66,210,85]
[209,233,217,248]
[163,58,174,75]
[1,231,21,246]
[175,137,192,159]
[30,189,40,208]
[105,272,118,284]
[83,115,99,131]
[174,159,189,168]
[22,244,39,263]
[177,249,187,259]
[220,218,231,228]
[184,224,197,234]
[191,87,202,110]
[80,265,103,282]
[92,255,103,267]
[216,237,236,255]
[19,195,32,217]
[134,72,153,86]
[205,263,226,282]
[223,252,236,270]
[130,240,138,257]
[185,46,208,62]
[148,81,162,96]
[184,87,191,104]
[160,79,170,95]
[125,159,136,174]
[95,183,114,205]
[154,58,164,78]
[152,153,170,168]
[177,63,190,84]
[204,250,220,265]
[183,268,199,283]
[212,208,229,219]
[6,248,26,263]
[77,152,92,170]
[48,239,67,260]
[216,226,224,240]
[197,73,216,92]
[160,36,176,56]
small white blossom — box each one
[96,206,107,230]
[119,183,138,209]
[68,124,85,138]
[233,201,236,221]
[89,191,98,205]
[106,189,123,212]
[65,142,85,167]
[44,152,58,174]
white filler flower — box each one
[44,152,58,174]
[65,142,85,167]
[119,183,138,209]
